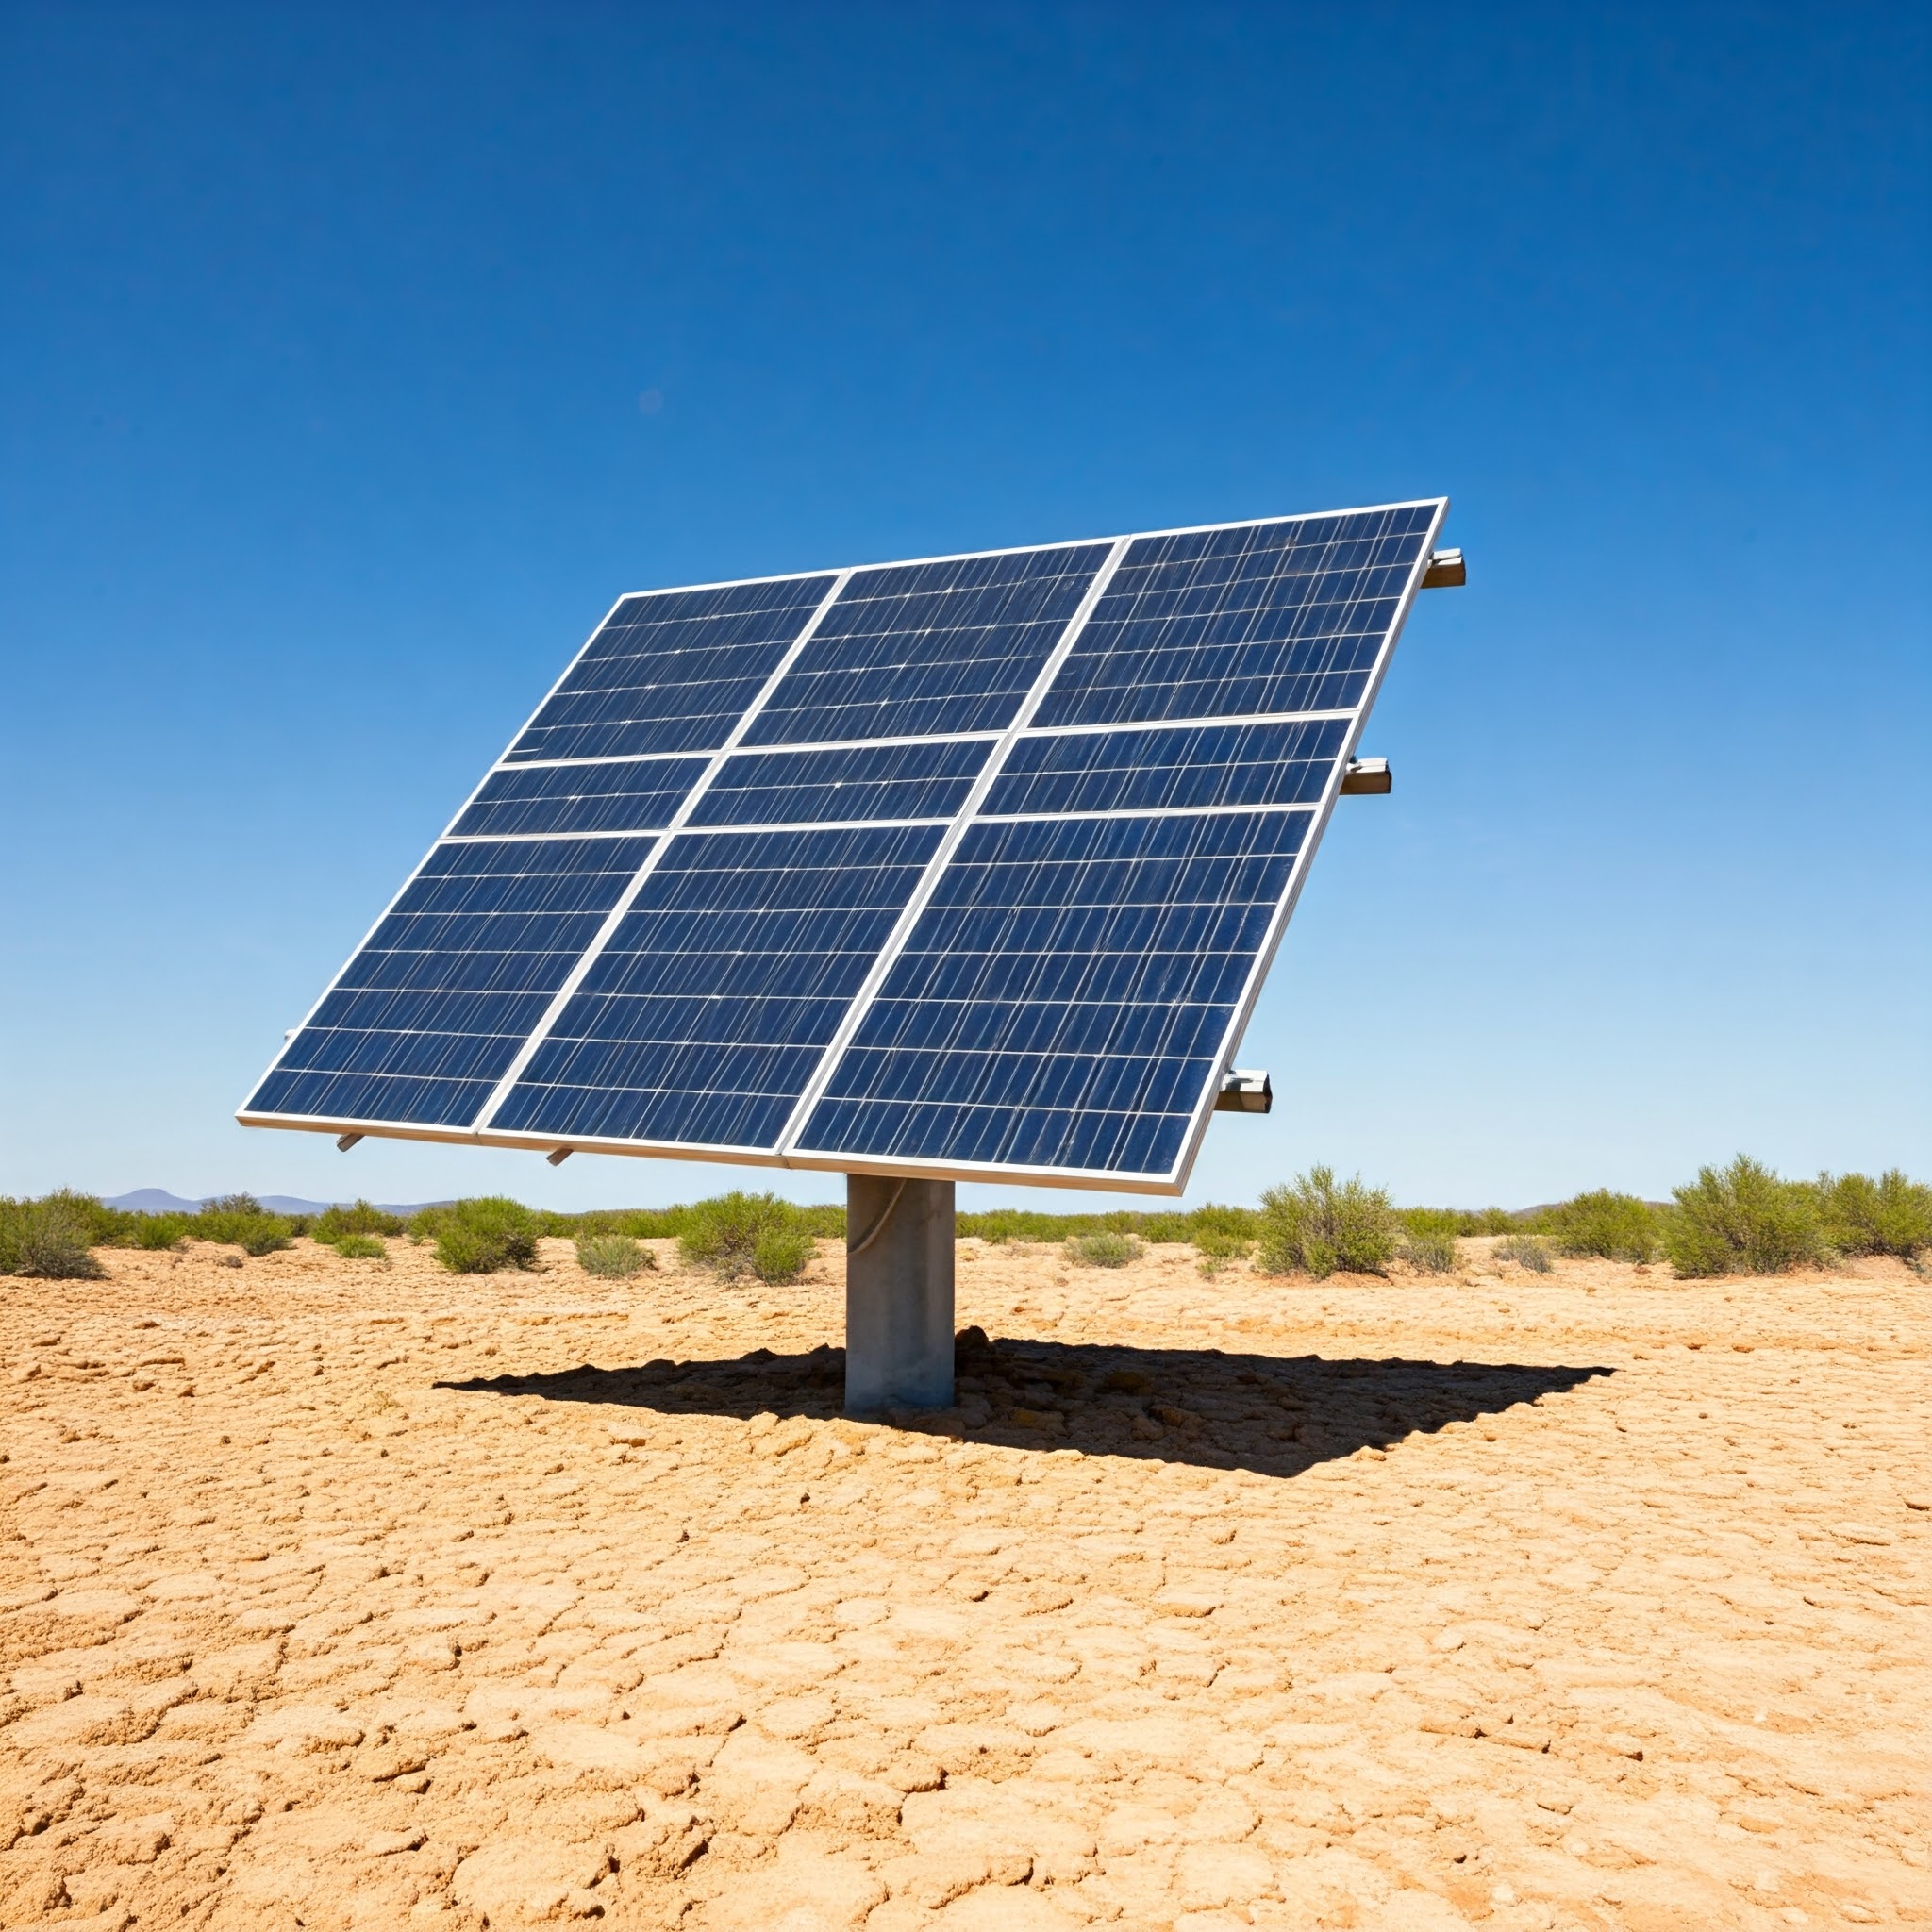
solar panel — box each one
[241,499,1448,1191]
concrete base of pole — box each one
[844,1174,955,1414]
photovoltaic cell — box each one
[242,837,656,1129]
[688,738,992,829]
[506,575,835,763]
[242,498,1447,1189]
[449,758,710,839]
[1033,506,1434,730]
[984,718,1350,820]
[490,823,946,1150]
[743,545,1109,747]
[795,810,1309,1178]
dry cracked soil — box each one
[1,1233,1925,1931]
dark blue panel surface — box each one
[797,811,1308,1176]
[243,837,654,1127]
[986,718,1350,818]
[743,545,1109,747]
[507,575,835,763]
[492,823,945,1149]
[450,758,710,838]
[1033,506,1435,730]
[689,737,992,828]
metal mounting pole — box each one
[843,1174,955,1414]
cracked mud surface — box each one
[2,1235,1926,1929]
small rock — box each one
[368,1828,427,1856]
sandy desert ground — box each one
[1,1232,1925,1931]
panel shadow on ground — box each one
[441,1338,1613,1480]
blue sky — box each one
[3,3,1925,1212]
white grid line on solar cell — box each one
[467,568,856,1135]
[486,747,717,772]
[1010,708,1357,742]
[435,801,1319,848]
[439,829,680,845]
[771,535,1135,1157]
[973,801,1319,827]
[475,712,1356,781]
[492,728,1006,773]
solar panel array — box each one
[242,499,1447,1191]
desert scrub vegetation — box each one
[176,1194,296,1256]
[1397,1209,1461,1274]
[1495,1232,1555,1273]
[677,1191,819,1282]
[1664,1156,1825,1277]
[548,1199,843,1245]
[312,1198,403,1259]
[1256,1166,1397,1278]
[1066,1229,1141,1268]
[575,1232,657,1279]
[1402,1205,1516,1237]
[957,1203,1261,1261]
[0,1192,107,1278]
[313,1198,408,1242]
[10,1165,1924,1283]
[415,1197,541,1274]
[1814,1169,1932,1259]
[0,1191,294,1260]
[1543,1190,1660,1262]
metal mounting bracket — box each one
[1216,1069,1272,1113]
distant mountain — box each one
[104,1190,207,1214]
[104,1190,438,1217]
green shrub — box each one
[1403,1205,1516,1237]
[1495,1232,1554,1273]
[428,1196,541,1274]
[1398,1209,1461,1274]
[1664,1156,1824,1277]
[678,1192,819,1282]
[313,1199,408,1241]
[555,1207,682,1241]
[0,1195,107,1279]
[1187,1204,1257,1262]
[330,1232,389,1260]
[1545,1190,1659,1261]
[553,1199,844,1244]
[576,1232,657,1279]
[1066,1230,1141,1268]
[752,1224,816,1281]
[124,1212,192,1250]
[1193,1226,1253,1264]
[1815,1170,1932,1259]
[192,1193,295,1257]
[1256,1166,1397,1278]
